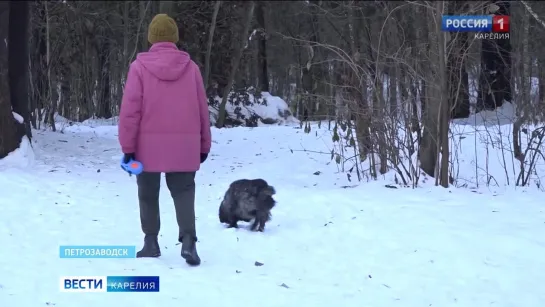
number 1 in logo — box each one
[492,15,510,33]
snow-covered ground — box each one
[1,114,545,306]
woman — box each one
[118,13,212,266]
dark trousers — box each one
[136,171,196,242]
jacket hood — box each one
[136,42,191,81]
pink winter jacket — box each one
[118,42,212,172]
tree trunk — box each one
[256,1,269,93]
[388,65,397,119]
[513,5,531,162]
[59,72,70,117]
[8,0,32,139]
[139,1,149,52]
[412,3,426,136]
[122,1,130,66]
[97,37,112,119]
[0,1,26,159]
[476,1,512,111]
[437,1,450,187]
[44,0,55,131]
[306,1,324,120]
[386,3,399,120]
[30,0,47,128]
[539,59,545,112]
[216,1,256,128]
[418,4,442,178]
[204,0,221,90]
[352,1,372,159]
[447,1,470,119]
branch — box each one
[520,0,545,29]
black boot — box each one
[180,235,200,266]
[136,235,161,258]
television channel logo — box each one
[442,15,510,33]
[59,245,136,258]
[60,276,160,292]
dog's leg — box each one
[260,215,268,232]
[227,219,239,228]
[257,215,266,232]
[250,217,259,231]
[222,197,240,228]
[253,211,268,232]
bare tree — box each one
[216,1,256,128]
[436,1,450,187]
[0,1,30,158]
[8,0,31,138]
[204,0,221,90]
[476,1,512,111]
[447,1,470,119]
[255,1,269,92]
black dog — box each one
[219,179,276,232]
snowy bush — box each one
[303,102,545,190]
[208,90,298,127]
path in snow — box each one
[0,124,544,307]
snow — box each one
[1,117,544,305]
[12,111,24,124]
[0,112,34,169]
[252,92,295,121]
[0,136,34,170]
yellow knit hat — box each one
[148,14,179,44]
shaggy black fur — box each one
[218,179,276,232]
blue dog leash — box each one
[120,157,144,176]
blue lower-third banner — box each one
[59,245,137,258]
[60,276,159,292]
